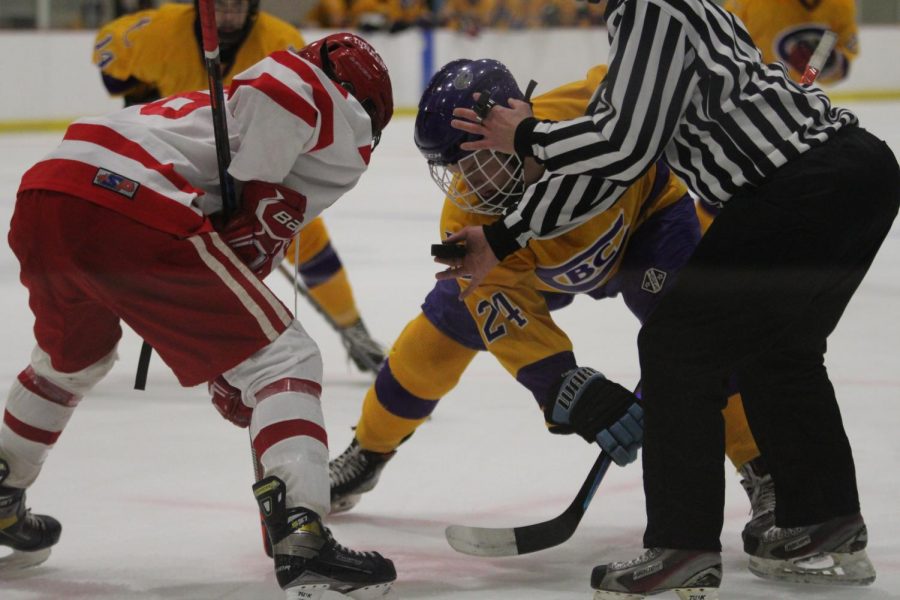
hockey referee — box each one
[439,0,900,596]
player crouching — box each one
[0,33,395,599]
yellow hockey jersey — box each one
[724,0,858,84]
[441,64,688,382]
[93,4,304,98]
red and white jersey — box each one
[19,50,373,237]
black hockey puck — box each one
[431,243,467,259]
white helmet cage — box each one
[428,149,525,216]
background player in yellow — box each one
[328,59,773,547]
[92,0,386,373]
[724,0,859,85]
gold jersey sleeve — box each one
[723,0,858,84]
[93,4,305,98]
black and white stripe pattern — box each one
[501,0,856,248]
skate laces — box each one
[323,525,379,559]
[330,442,370,487]
[341,321,384,357]
[740,462,775,519]
[611,548,663,570]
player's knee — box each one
[28,345,117,397]
[224,321,323,406]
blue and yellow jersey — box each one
[724,0,858,84]
[92,4,304,98]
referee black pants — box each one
[639,126,900,551]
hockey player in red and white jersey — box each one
[0,33,395,599]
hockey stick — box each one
[196,0,272,557]
[445,451,613,556]
[800,30,838,86]
[275,263,384,374]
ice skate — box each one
[330,439,395,514]
[738,457,775,543]
[340,319,386,375]
[590,548,721,600]
[254,476,395,600]
[0,459,61,572]
[744,512,875,586]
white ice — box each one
[1,103,899,600]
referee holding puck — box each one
[438,0,900,596]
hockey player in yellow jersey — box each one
[724,0,858,84]
[329,59,774,544]
[92,0,386,373]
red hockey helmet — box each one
[298,33,394,147]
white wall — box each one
[2,26,899,124]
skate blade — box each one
[285,582,393,600]
[329,494,363,515]
[592,588,718,600]
[749,549,876,586]
[0,547,51,574]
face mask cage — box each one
[428,149,525,215]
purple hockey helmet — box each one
[414,59,527,215]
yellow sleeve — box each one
[92,9,159,87]
[531,65,610,121]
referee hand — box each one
[451,94,533,155]
[434,226,499,300]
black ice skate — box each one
[591,548,722,600]
[744,512,876,586]
[253,476,395,600]
[330,439,395,514]
[738,456,776,543]
[0,458,61,571]
[340,319,386,375]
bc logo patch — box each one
[535,211,628,293]
[641,268,667,294]
[93,168,140,199]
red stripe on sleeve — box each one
[3,410,62,446]
[268,52,335,152]
[230,72,319,129]
[253,419,328,457]
[64,123,199,195]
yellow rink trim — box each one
[0,94,896,134]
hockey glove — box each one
[210,375,252,428]
[217,180,307,278]
[544,367,643,466]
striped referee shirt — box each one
[485,0,857,259]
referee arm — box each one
[450,0,698,262]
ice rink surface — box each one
[0,102,899,600]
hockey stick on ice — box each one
[445,451,613,556]
[196,0,273,557]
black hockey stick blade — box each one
[445,451,613,556]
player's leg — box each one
[284,217,386,373]
[612,193,772,534]
[332,281,480,513]
[1,190,123,570]
[33,199,395,597]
